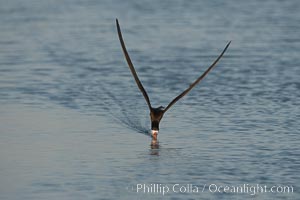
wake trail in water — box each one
[100,84,150,136]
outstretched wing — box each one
[163,41,231,113]
[116,19,152,110]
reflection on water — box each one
[0,0,300,199]
[150,139,160,150]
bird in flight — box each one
[116,19,230,140]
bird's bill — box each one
[151,130,158,140]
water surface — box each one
[0,0,299,199]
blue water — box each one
[0,0,299,199]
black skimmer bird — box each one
[116,19,230,140]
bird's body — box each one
[150,106,165,139]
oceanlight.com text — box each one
[130,183,294,196]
